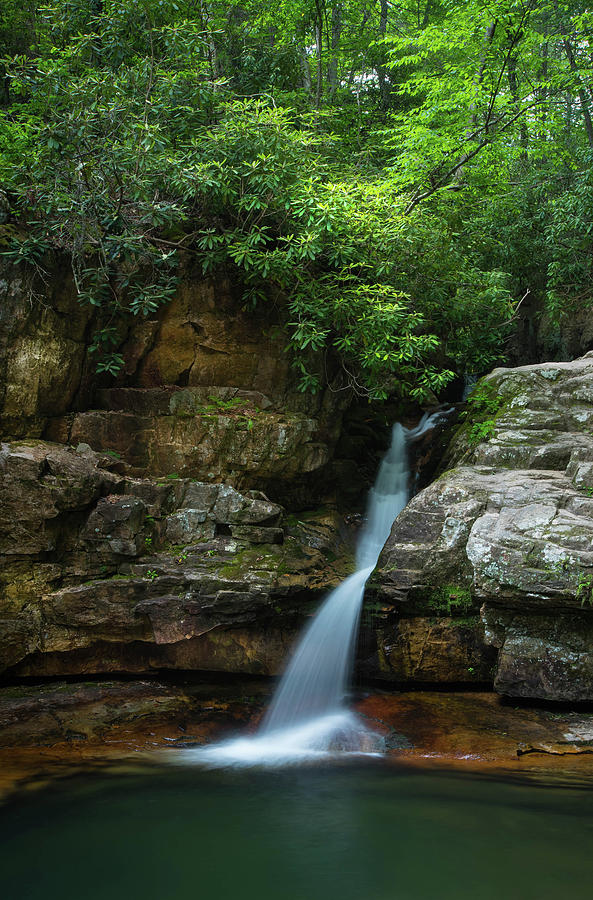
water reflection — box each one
[1,765,592,900]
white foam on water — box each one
[181,711,384,768]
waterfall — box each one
[193,411,446,765]
[462,374,478,401]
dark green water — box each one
[1,762,592,900]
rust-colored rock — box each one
[371,616,496,683]
[0,679,266,749]
[356,691,593,769]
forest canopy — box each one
[1,1,592,400]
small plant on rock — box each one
[576,573,593,607]
[463,381,505,448]
[464,381,505,418]
[467,419,496,448]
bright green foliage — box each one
[576,573,593,607]
[467,419,496,448]
[463,381,505,446]
[1,0,592,398]
[464,382,505,420]
[427,584,473,616]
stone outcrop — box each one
[0,258,94,439]
[0,258,375,685]
[0,440,353,678]
[0,260,348,503]
[372,354,593,701]
[44,387,333,491]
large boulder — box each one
[371,355,593,701]
[447,353,593,470]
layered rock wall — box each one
[372,354,593,700]
[0,441,353,678]
[5,257,593,701]
[0,258,357,680]
[0,259,348,503]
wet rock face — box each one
[372,354,593,701]
[483,609,593,702]
[0,441,353,678]
[0,680,195,748]
[0,679,269,749]
[360,616,496,685]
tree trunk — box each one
[553,0,593,148]
[421,1,432,29]
[200,0,221,82]
[376,0,389,110]
[538,40,549,141]
[314,0,324,107]
[300,47,313,97]
[0,68,9,107]
[453,20,497,183]
[346,9,371,87]
[328,1,342,99]
[508,54,528,152]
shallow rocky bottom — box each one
[1,679,593,802]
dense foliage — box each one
[1,1,592,399]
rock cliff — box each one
[0,440,353,677]
[372,354,593,701]
[0,259,348,504]
[0,258,356,679]
[3,256,593,702]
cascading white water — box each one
[192,411,446,766]
[259,421,417,738]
